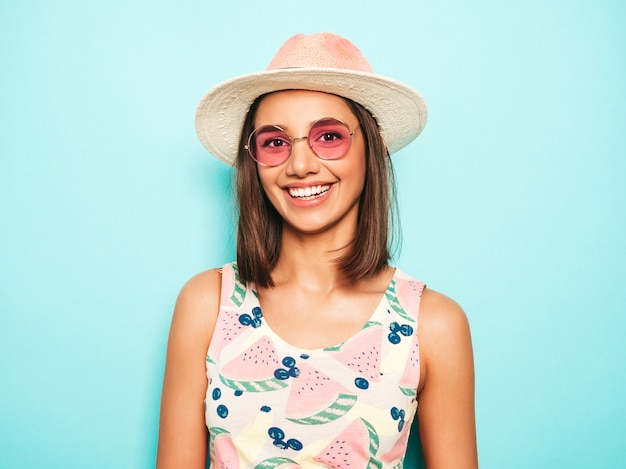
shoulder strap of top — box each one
[218,262,249,308]
[218,262,235,306]
[393,270,426,323]
[207,263,243,361]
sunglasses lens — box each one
[308,118,353,160]
[248,126,291,166]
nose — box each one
[285,136,320,177]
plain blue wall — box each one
[1,0,624,467]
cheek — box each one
[256,168,279,199]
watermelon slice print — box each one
[210,309,247,353]
[331,325,383,386]
[398,330,420,397]
[314,418,382,468]
[385,279,417,324]
[209,427,240,469]
[254,457,299,469]
[285,362,357,425]
[219,336,288,392]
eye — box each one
[320,131,342,142]
[253,127,291,154]
[311,128,346,147]
[310,119,351,148]
[262,136,290,148]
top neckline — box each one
[247,268,401,354]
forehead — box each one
[254,90,356,128]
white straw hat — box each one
[195,33,428,165]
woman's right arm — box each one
[156,269,222,469]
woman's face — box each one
[253,90,366,238]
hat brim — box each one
[194,68,427,165]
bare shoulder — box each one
[419,287,471,336]
[170,268,222,337]
[176,268,222,313]
[418,287,474,390]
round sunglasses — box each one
[245,117,359,167]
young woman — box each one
[157,33,477,468]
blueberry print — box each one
[388,321,414,344]
[260,405,271,412]
[239,306,263,328]
[355,377,370,389]
[217,404,229,418]
[234,390,243,396]
[274,356,300,380]
[287,438,304,450]
[282,356,296,368]
[238,314,252,326]
[268,426,303,451]
[299,353,310,360]
[390,406,406,432]
[268,427,285,440]
[388,332,402,344]
[212,387,229,418]
[274,368,291,380]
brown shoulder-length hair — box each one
[234,93,400,288]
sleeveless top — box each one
[205,263,425,468]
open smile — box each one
[287,184,332,200]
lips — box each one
[287,184,331,200]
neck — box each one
[269,226,353,292]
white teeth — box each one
[288,184,331,199]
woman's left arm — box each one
[416,289,478,468]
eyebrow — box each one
[254,120,315,132]
[254,117,354,133]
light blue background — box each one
[1,0,625,467]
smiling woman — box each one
[157,32,477,469]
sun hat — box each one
[195,32,428,165]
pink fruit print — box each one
[221,310,247,342]
[285,361,357,425]
[385,278,421,324]
[209,427,240,469]
[398,331,420,397]
[219,336,288,392]
[314,418,382,468]
[209,309,247,358]
[380,412,413,465]
[331,324,383,387]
